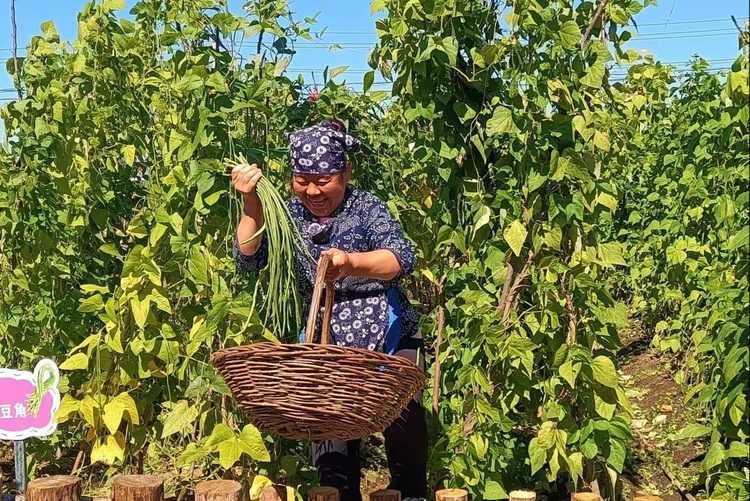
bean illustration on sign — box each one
[0,359,61,440]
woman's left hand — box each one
[320,248,352,281]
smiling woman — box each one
[230,120,427,501]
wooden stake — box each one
[261,485,290,501]
[370,490,401,501]
[112,475,164,501]
[571,494,603,501]
[194,480,242,501]
[436,489,469,501]
[26,476,82,501]
[509,490,536,501]
[307,487,340,501]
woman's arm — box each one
[321,248,401,282]
[236,195,265,256]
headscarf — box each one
[287,120,361,175]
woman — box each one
[231,120,427,501]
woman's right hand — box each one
[231,162,263,201]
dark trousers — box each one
[313,336,428,501]
[314,399,428,501]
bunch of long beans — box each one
[225,154,315,338]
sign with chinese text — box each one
[0,359,60,440]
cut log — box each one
[509,490,536,501]
[26,476,82,501]
[112,475,164,501]
[571,494,603,501]
[194,481,242,501]
[436,489,469,501]
[261,485,289,501]
[370,490,400,501]
[307,487,339,501]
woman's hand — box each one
[320,248,352,281]
[231,162,263,202]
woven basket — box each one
[211,254,425,442]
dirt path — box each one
[618,331,706,501]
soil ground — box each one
[618,328,706,501]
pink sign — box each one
[0,359,60,440]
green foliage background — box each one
[0,0,747,499]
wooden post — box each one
[261,485,289,501]
[112,475,164,501]
[571,494,603,501]
[634,497,661,501]
[370,490,401,501]
[195,480,242,501]
[26,476,82,501]
[509,491,536,501]
[436,489,469,501]
[308,487,340,501]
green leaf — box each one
[453,101,477,123]
[559,21,582,50]
[474,205,492,234]
[131,294,151,330]
[559,360,581,389]
[371,0,387,15]
[727,226,748,251]
[103,393,139,434]
[528,437,547,474]
[177,443,209,467]
[59,352,90,371]
[328,65,349,81]
[363,71,375,93]
[217,439,243,469]
[503,220,527,257]
[608,5,630,24]
[78,294,105,313]
[568,452,584,488]
[592,356,619,388]
[725,441,749,459]
[122,145,136,167]
[239,424,270,462]
[188,249,209,286]
[701,442,725,472]
[580,63,606,88]
[676,423,713,440]
[597,241,627,267]
[161,400,199,438]
[607,439,626,473]
[484,481,507,500]
[537,421,557,449]
[274,58,290,77]
[486,106,518,136]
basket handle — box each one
[304,253,335,345]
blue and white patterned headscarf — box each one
[287,120,361,175]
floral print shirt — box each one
[234,187,419,353]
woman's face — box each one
[292,162,351,217]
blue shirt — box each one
[234,187,419,353]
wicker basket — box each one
[211,254,425,442]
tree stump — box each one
[112,475,164,501]
[370,490,400,501]
[436,489,469,501]
[509,490,536,501]
[571,494,603,501]
[307,487,339,501]
[194,480,242,501]
[261,486,289,501]
[26,476,82,501]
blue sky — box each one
[1,0,748,107]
